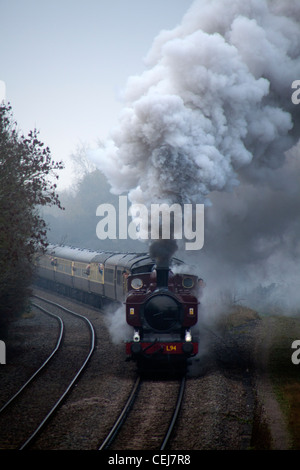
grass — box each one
[218,305,300,449]
[266,315,300,449]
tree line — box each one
[0,102,64,332]
[43,155,145,254]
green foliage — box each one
[0,102,64,326]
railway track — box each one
[99,374,186,450]
[0,287,257,450]
[0,295,95,450]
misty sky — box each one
[0,0,192,187]
[1,0,300,311]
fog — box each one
[45,0,300,317]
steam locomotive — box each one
[34,245,199,362]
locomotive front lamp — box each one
[131,278,143,289]
[133,330,140,342]
[185,330,192,342]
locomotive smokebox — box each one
[156,266,169,289]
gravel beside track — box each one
[0,288,137,450]
[0,287,288,450]
[109,378,185,450]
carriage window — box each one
[105,268,114,283]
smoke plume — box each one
[149,239,178,267]
[92,0,300,313]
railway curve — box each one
[0,287,282,450]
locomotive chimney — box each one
[156,266,169,289]
[150,239,177,290]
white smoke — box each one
[92,0,300,314]
[104,304,132,344]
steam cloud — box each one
[93,0,300,313]
[149,239,178,268]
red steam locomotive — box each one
[125,264,199,361]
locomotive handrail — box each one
[141,339,159,355]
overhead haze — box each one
[0,0,191,189]
[91,0,300,314]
